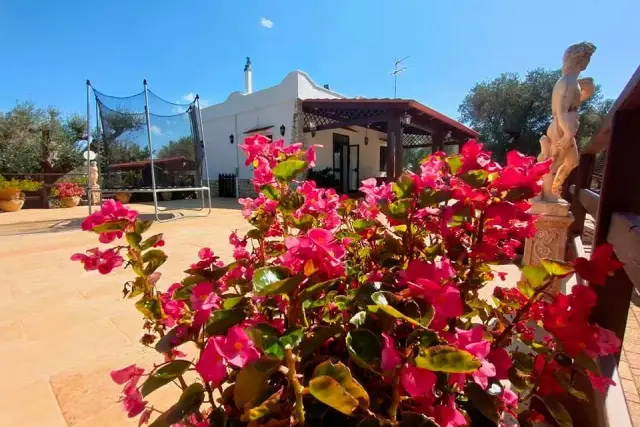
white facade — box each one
[200,71,341,181]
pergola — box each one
[301,98,479,179]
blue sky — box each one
[1,0,638,120]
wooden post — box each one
[432,128,445,153]
[394,120,404,179]
[570,154,595,236]
[386,116,398,180]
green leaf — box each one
[540,258,574,278]
[155,326,192,353]
[460,169,489,188]
[126,232,142,248]
[522,265,549,289]
[300,326,343,359]
[246,229,263,239]
[368,292,420,326]
[273,159,307,182]
[392,175,415,198]
[309,375,359,415]
[243,388,283,421]
[148,383,204,427]
[135,297,164,320]
[140,233,164,250]
[538,395,573,427]
[253,266,303,296]
[512,352,534,374]
[143,249,168,275]
[234,359,280,409]
[223,296,248,309]
[350,311,367,327]
[92,219,129,233]
[386,198,412,220]
[141,360,191,397]
[446,155,463,174]
[419,189,451,208]
[346,329,382,371]
[508,367,532,392]
[279,327,304,349]
[575,351,601,375]
[245,323,283,359]
[290,214,315,231]
[355,283,381,308]
[415,345,481,373]
[135,219,153,234]
[205,308,246,336]
[420,304,435,327]
[173,283,196,300]
[184,264,230,282]
[208,406,227,427]
[260,184,279,200]
[353,219,375,233]
[465,383,499,423]
[298,279,338,302]
[517,279,535,298]
[311,361,369,413]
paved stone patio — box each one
[0,200,637,426]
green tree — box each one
[157,136,195,159]
[0,102,85,173]
[457,68,612,161]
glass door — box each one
[348,144,360,192]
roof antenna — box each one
[391,56,409,98]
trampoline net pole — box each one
[86,80,93,215]
[142,80,160,217]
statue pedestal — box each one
[89,185,101,205]
[523,200,574,296]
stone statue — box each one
[537,42,596,201]
[88,160,101,205]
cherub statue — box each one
[538,42,596,202]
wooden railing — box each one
[564,65,640,427]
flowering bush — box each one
[72,135,623,427]
[55,181,85,198]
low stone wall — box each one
[207,179,256,198]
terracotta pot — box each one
[0,188,21,200]
[115,192,132,203]
[0,192,25,212]
[61,196,81,208]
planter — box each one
[0,188,21,201]
[0,192,25,212]
[60,196,81,208]
[115,192,132,204]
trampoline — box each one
[85,80,212,222]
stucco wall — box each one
[306,126,388,186]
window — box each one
[379,146,387,172]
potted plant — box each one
[0,177,43,212]
[70,135,625,427]
[115,192,132,203]
[55,182,85,208]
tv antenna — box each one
[391,56,409,98]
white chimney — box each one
[244,57,252,94]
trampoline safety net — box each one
[92,85,206,192]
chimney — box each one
[323,84,330,90]
[244,57,253,94]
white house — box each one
[200,59,477,197]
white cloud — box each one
[180,92,209,108]
[150,125,162,136]
[260,17,273,29]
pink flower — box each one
[405,258,456,284]
[110,364,144,385]
[240,134,271,166]
[190,283,220,311]
[400,364,436,398]
[81,199,138,232]
[72,247,124,274]
[407,278,463,329]
[122,387,147,418]
[138,408,152,426]
[99,230,123,243]
[306,144,321,168]
[488,348,512,380]
[587,371,616,393]
[381,333,402,372]
[215,326,260,368]
[196,337,228,385]
[498,388,518,412]
[433,396,466,427]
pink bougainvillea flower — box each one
[190,282,220,311]
[488,348,512,380]
[587,370,616,393]
[98,230,123,244]
[573,243,624,286]
[498,388,518,413]
[380,333,402,372]
[215,326,260,368]
[433,396,467,427]
[306,144,321,168]
[122,387,148,418]
[400,364,436,398]
[71,247,124,275]
[240,134,271,166]
[81,199,138,232]
[407,278,463,329]
[110,364,144,385]
[196,337,228,385]
[405,258,456,284]
[253,156,276,189]
[138,408,152,426]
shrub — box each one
[55,181,85,198]
[72,135,623,427]
[0,176,43,192]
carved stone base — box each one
[523,199,574,296]
[89,185,102,205]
